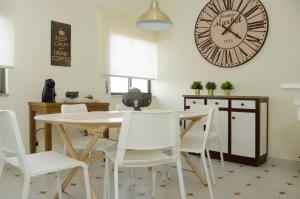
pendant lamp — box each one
[136,0,173,31]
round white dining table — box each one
[35,110,207,199]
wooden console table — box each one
[28,102,109,154]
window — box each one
[110,76,151,95]
[107,34,156,95]
[0,68,8,95]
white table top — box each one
[34,111,205,128]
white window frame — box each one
[110,76,151,95]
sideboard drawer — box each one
[207,99,228,108]
[232,100,256,109]
[186,99,205,107]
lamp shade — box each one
[136,0,173,31]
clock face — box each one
[194,0,269,68]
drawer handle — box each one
[193,101,196,104]
[241,103,245,106]
[215,102,219,105]
[232,116,236,120]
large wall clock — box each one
[194,0,269,68]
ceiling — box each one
[98,0,149,17]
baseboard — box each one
[267,157,300,168]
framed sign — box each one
[51,21,71,67]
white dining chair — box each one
[0,110,91,199]
[103,111,186,199]
[189,104,225,179]
[61,104,116,156]
[181,107,215,199]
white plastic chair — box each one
[189,104,225,179]
[181,107,215,199]
[103,111,186,199]
[61,104,116,155]
[0,110,91,199]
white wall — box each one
[0,0,108,152]
[153,0,300,161]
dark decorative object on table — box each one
[122,88,152,111]
[42,79,56,102]
[65,91,79,99]
[85,94,93,100]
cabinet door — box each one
[231,112,256,158]
[209,110,228,153]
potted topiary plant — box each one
[205,81,217,96]
[221,81,234,96]
[190,81,203,95]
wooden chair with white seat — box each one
[181,107,216,199]
[0,110,91,199]
[103,111,186,199]
[61,104,116,157]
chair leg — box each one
[129,168,135,186]
[63,144,67,155]
[114,165,119,199]
[56,172,63,199]
[0,156,4,180]
[217,138,225,171]
[152,167,157,198]
[201,154,214,199]
[82,165,92,199]
[176,159,186,199]
[206,149,216,186]
[21,175,31,199]
[103,159,111,199]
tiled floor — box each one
[0,155,299,199]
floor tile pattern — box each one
[0,155,299,199]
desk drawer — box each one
[186,99,205,107]
[207,99,228,108]
[232,100,256,109]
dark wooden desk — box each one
[28,102,109,154]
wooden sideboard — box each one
[183,95,269,166]
[29,102,109,154]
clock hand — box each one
[222,13,242,35]
[221,25,242,39]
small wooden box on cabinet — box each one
[183,95,269,166]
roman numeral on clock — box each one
[199,38,214,51]
[208,2,221,15]
[223,0,233,10]
[244,5,259,19]
[245,34,261,44]
[237,46,248,59]
[248,21,265,31]
[197,29,210,38]
[210,46,220,62]
[224,49,233,65]
[200,18,213,24]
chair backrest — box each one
[0,110,29,173]
[61,104,88,113]
[0,110,25,155]
[116,111,180,164]
[199,108,215,151]
[189,104,219,135]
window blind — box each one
[107,34,157,80]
